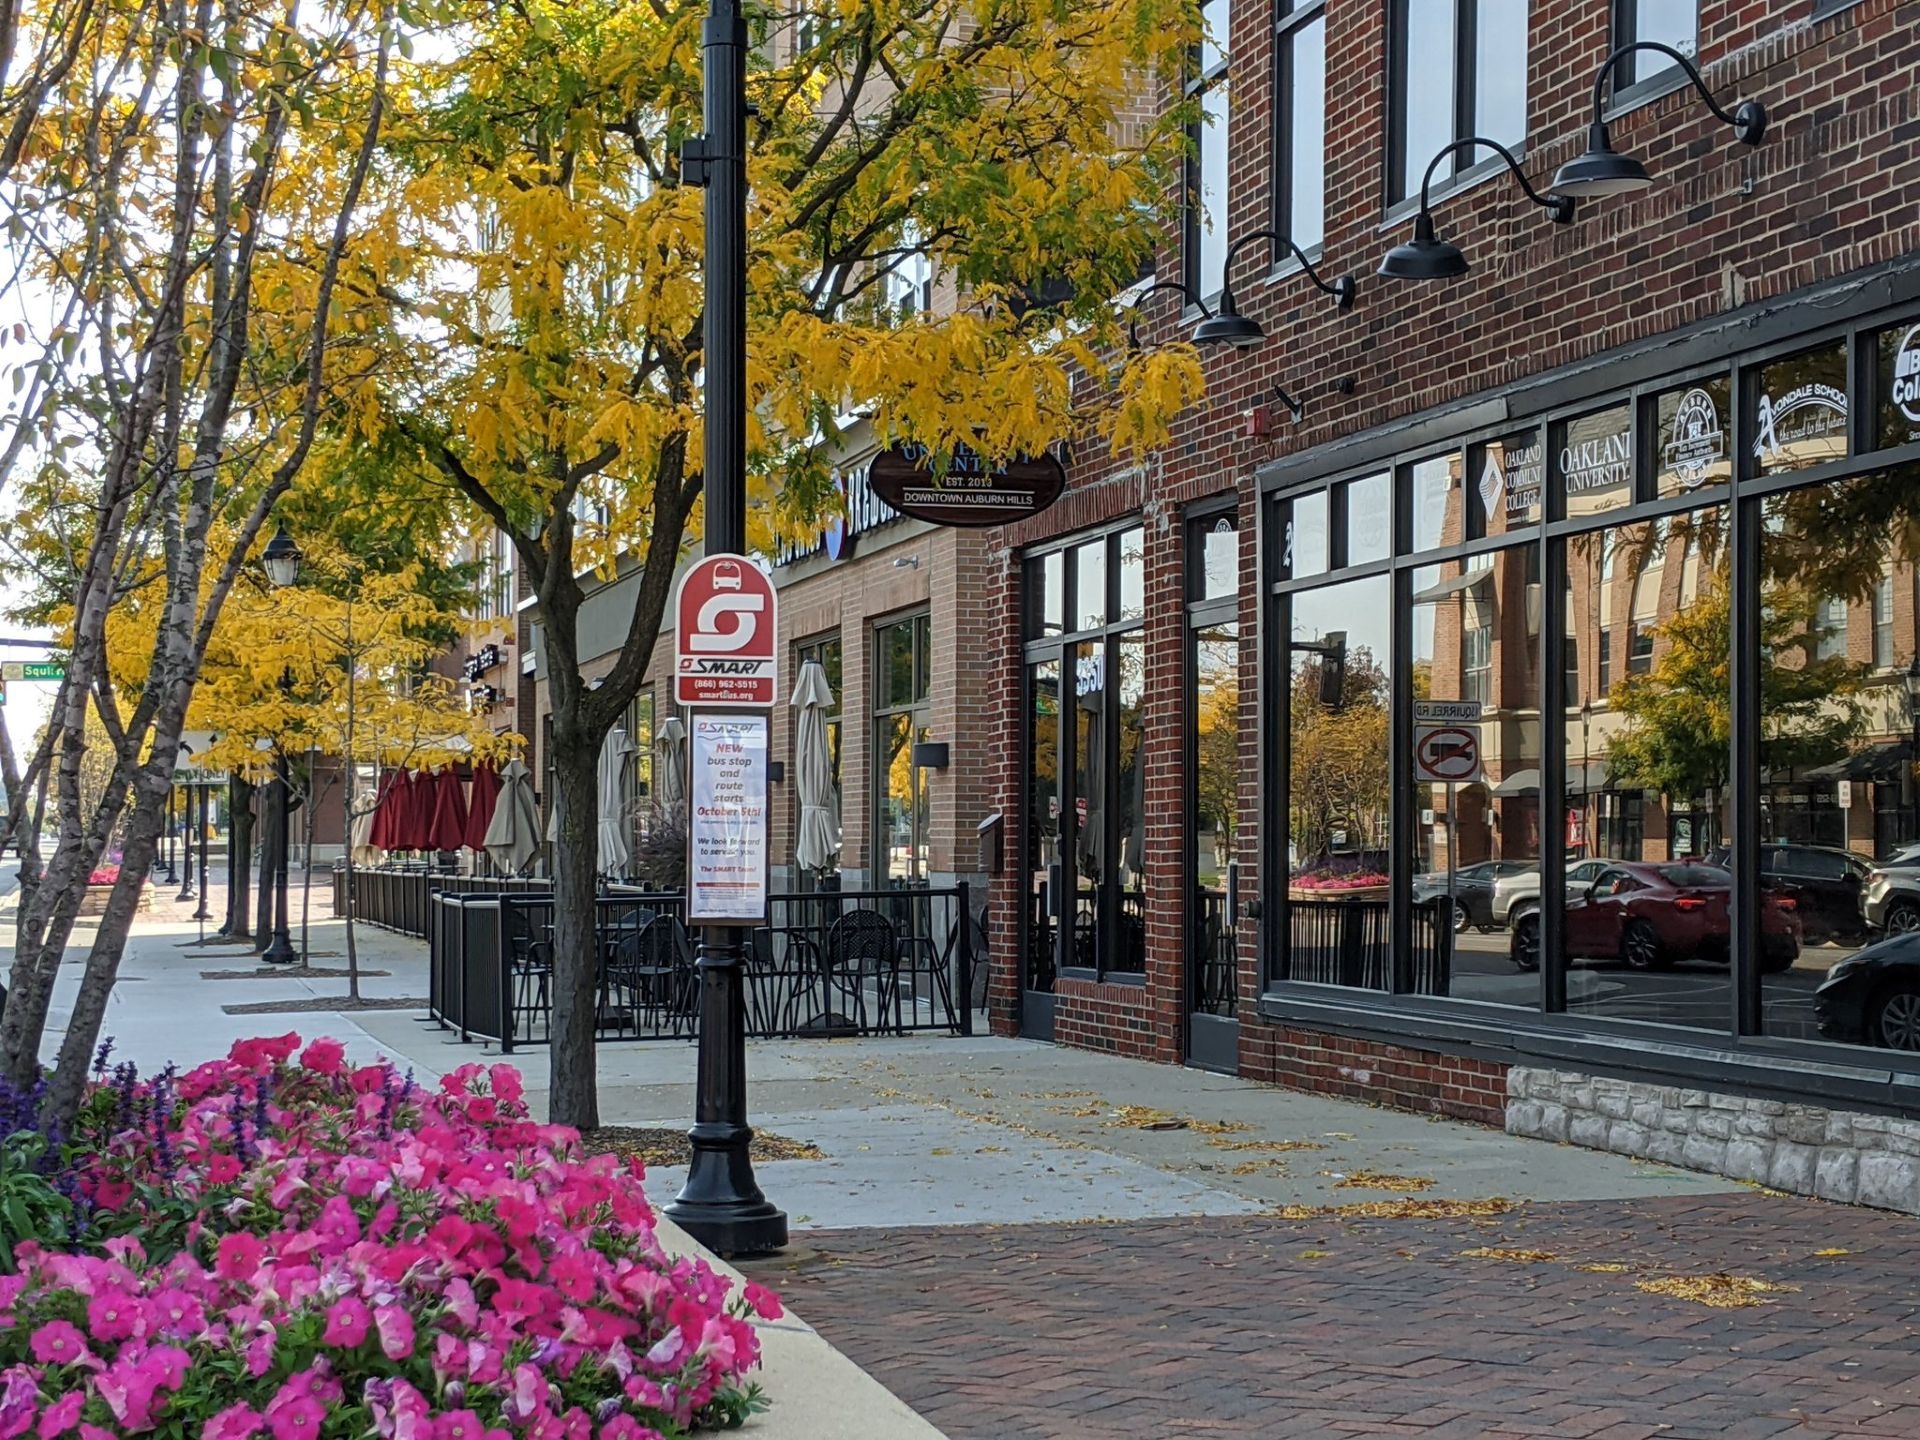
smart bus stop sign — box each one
[674,555,778,708]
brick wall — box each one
[1242,1025,1510,1128]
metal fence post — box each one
[956,881,974,1036]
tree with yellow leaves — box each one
[345,0,1206,1124]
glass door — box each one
[1188,512,1241,1071]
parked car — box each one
[1863,864,1920,936]
[1706,844,1868,947]
[1491,857,1614,929]
[1412,860,1531,931]
[1814,932,1920,1050]
[1509,861,1802,974]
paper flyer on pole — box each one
[687,712,770,924]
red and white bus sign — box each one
[1413,725,1482,783]
[674,554,778,708]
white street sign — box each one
[687,712,771,924]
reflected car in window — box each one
[1492,858,1613,930]
[1864,864,1920,937]
[1814,933,1920,1051]
[1708,844,1868,947]
[1411,860,1531,932]
[1510,862,1802,974]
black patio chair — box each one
[603,915,693,1037]
[503,905,553,1039]
[824,908,902,1034]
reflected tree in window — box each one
[1289,646,1389,868]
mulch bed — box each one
[581,1125,823,1168]
[201,967,391,980]
[221,997,426,1015]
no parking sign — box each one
[1412,701,1483,784]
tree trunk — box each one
[547,730,603,1130]
[226,777,253,940]
[255,779,278,949]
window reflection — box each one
[1409,547,1539,1007]
[1554,506,1732,1030]
[1028,661,1061,997]
[1282,575,1392,988]
[1192,624,1239,1015]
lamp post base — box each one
[665,1125,789,1258]
[260,932,299,965]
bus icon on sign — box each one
[1413,725,1482,783]
[711,559,743,591]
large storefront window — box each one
[1022,522,1148,979]
[1256,298,1920,1081]
[874,613,931,886]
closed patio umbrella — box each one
[393,770,431,852]
[597,726,633,877]
[463,762,502,851]
[349,803,381,867]
[426,768,470,853]
[791,660,841,873]
[484,759,540,874]
[367,771,400,851]
[654,714,687,809]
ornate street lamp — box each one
[260,521,303,966]
[1379,137,1575,282]
[1192,227,1355,350]
[1553,42,1767,200]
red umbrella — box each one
[395,770,432,852]
[426,768,469,853]
[367,771,400,851]
[462,763,501,852]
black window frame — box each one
[1385,0,1531,208]
[1609,0,1698,102]
[1183,0,1232,300]
[871,612,932,889]
[1271,0,1327,253]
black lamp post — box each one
[260,522,303,966]
[1903,657,1920,837]
[174,777,198,903]
[158,784,177,887]
[1553,42,1766,199]
[663,0,787,1258]
[1192,228,1355,349]
[1379,137,1575,281]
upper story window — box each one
[1387,0,1530,206]
[1273,1,1326,252]
[1611,0,1697,96]
[1184,0,1231,298]
[885,223,933,320]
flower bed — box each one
[77,865,149,918]
[0,1035,776,1437]
[1288,870,1390,902]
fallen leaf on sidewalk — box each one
[1812,1247,1851,1257]
[1334,1170,1437,1192]
[1273,1198,1515,1220]
[1462,1246,1558,1264]
[1208,1138,1323,1153]
[1635,1273,1796,1308]
[1576,1262,1634,1274]
[1229,1160,1292,1176]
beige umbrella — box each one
[485,758,541,875]
[654,714,688,809]
[792,660,841,873]
[596,726,633,877]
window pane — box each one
[1755,342,1849,477]
[1653,376,1732,498]
[1622,0,1696,87]
[1201,515,1238,601]
[1118,526,1146,621]
[1473,0,1528,147]
[880,619,916,708]
[1074,540,1108,630]
[1558,505,1730,1031]
[1410,453,1461,552]
[1345,472,1391,564]
[877,711,916,882]
[1411,547,1539,1007]
[1284,14,1326,249]
[1112,634,1148,973]
[1875,320,1920,450]
[1754,469,1920,1057]
[1287,491,1329,579]
[1199,0,1226,75]
[1468,431,1545,537]
[1193,622,1240,1015]
[1196,83,1231,295]
[1070,640,1107,969]
[1397,0,1457,202]
[1556,402,1634,519]
[1281,576,1392,989]
[1036,552,1065,637]
[1027,661,1061,997]
[913,613,932,703]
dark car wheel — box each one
[1510,912,1541,972]
[1449,899,1471,933]
[1870,984,1920,1051]
[1885,901,1920,937]
[1621,919,1668,972]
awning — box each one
[1411,567,1493,605]
[1490,761,1613,796]
[1804,740,1913,783]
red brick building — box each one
[983,0,1920,1201]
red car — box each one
[1510,862,1802,973]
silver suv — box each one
[1864,855,1920,935]
[1491,858,1615,927]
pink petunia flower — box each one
[86,1292,139,1343]
[29,1320,91,1366]
[300,1038,346,1076]
[35,1394,83,1440]
[215,1233,266,1282]
[265,1387,325,1440]
[203,1404,266,1440]
[741,1282,784,1321]
[374,1305,414,1361]
[322,1297,370,1348]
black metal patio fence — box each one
[1276,896,1453,994]
[429,884,979,1050]
[334,865,550,938]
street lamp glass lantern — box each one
[262,523,303,589]
[1904,657,1920,708]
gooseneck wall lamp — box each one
[1554,41,1767,199]
[1124,278,1213,352]
[1380,137,1574,282]
[1193,227,1356,349]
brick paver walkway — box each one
[751,1195,1920,1439]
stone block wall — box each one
[1507,1066,1920,1217]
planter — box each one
[76,882,151,918]
[1288,884,1390,903]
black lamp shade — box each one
[1377,212,1469,281]
[261,523,303,589]
[1192,305,1266,349]
[1551,124,1654,198]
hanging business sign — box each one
[867,441,1067,528]
[687,712,770,924]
